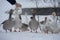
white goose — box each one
[46,12,59,33]
[40,17,50,33]
[13,7,22,32]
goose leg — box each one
[44,29,48,34]
[35,30,37,33]
[19,28,20,32]
[31,29,32,32]
[10,29,12,32]
[14,29,17,32]
[6,30,7,32]
[35,28,38,33]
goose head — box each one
[13,7,22,15]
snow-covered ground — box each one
[0,32,60,40]
[0,30,60,40]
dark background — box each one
[22,8,60,16]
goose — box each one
[12,7,22,32]
[40,17,48,33]
[40,17,52,33]
[2,9,15,32]
[2,6,22,32]
[29,17,39,33]
[45,12,59,34]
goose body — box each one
[2,9,15,32]
[29,17,39,32]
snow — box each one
[0,31,60,40]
